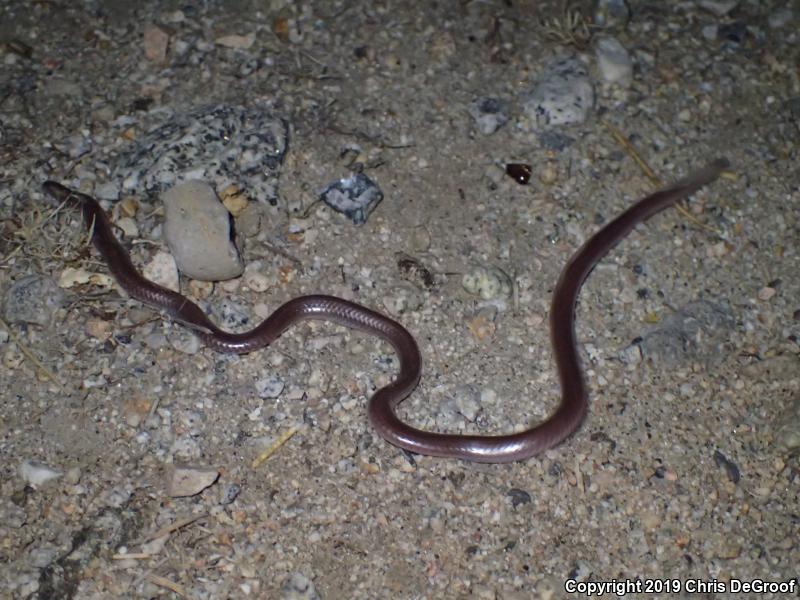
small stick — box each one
[0,316,64,389]
[130,513,208,546]
[252,426,298,468]
[603,120,724,236]
[144,574,186,598]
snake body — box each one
[42,159,728,462]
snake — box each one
[42,158,728,463]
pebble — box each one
[506,488,532,508]
[699,0,739,17]
[243,262,271,292]
[94,181,120,201]
[28,544,59,568]
[3,503,27,528]
[467,97,509,135]
[53,133,92,159]
[3,275,64,326]
[256,375,285,399]
[593,0,631,28]
[595,36,633,86]
[18,460,62,487]
[452,384,481,421]
[281,572,320,600]
[776,398,800,451]
[168,328,202,354]
[143,24,169,63]
[319,173,383,224]
[462,264,512,300]
[114,216,139,238]
[757,286,776,300]
[521,56,594,129]
[85,318,112,341]
[215,32,256,49]
[142,250,180,292]
[115,104,288,205]
[220,185,250,216]
[168,466,219,497]
[162,180,244,280]
[768,7,794,28]
[381,284,423,316]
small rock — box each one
[143,24,169,62]
[215,32,256,49]
[593,0,631,28]
[595,36,633,86]
[85,318,112,341]
[462,264,512,300]
[281,572,320,600]
[758,286,776,301]
[143,250,180,292]
[319,173,383,224]
[768,7,794,28]
[698,0,739,17]
[521,56,594,129]
[94,182,120,201]
[29,544,59,568]
[382,285,423,316]
[220,185,250,216]
[452,384,481,421]
[243,262,271,292]
[18,460,62,487]
[3,275,64,326]
[220,483,242,505]
[168,466,219,497]
[53,134,92,159]
[507,488,532,508]
[256,375,285,399]
[3,503,28,528]
[468,97,509,135]
[116,216,139,238]
[162,181,244,281]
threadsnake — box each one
[42,159,728,462]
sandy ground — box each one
[1,1,798,598]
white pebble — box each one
[143,251,180,292]
[18,460,62,487]
[595,36,633,86]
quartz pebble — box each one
[162,180,244,281]
[595,36,633,86]
[281,572,320,600]
[142,250,180,292]
[521,56,594,129]
[18,460,62,487]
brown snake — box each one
[42,159,728,462]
